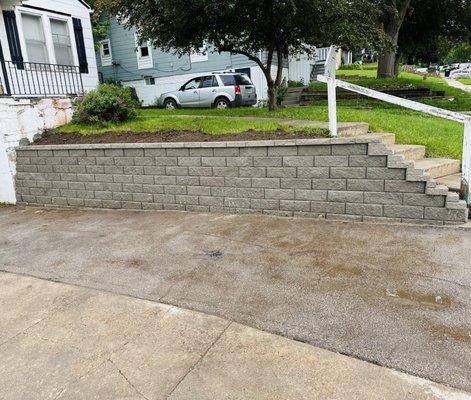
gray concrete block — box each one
[113,175,133,184]
[113,192,133,201]
[85,165,104,174]
[121,201,142,209]
[328,191,363,203]
[283,156,314,167]
[186,205,210,212]
[240,147,267,156]
[364,192,403,205]
[154,176,177,185]
[298,145,331,156]
[188,167,212,176]
[104,149,123,157]
[212,167,239,177]
[68,182,85,190]
[315,156,348,167]
[133,175,154,185]
[123,166,144,175]
[297,167,329,179]
[75,174,95,182]
[268,146,297,156]
[214,147,239,157]
[166,148,189,157]
[164,185,187,195]
[155,157,178,166]
[122,184,142,193]
[332,144,367,155]
[166,166,190,176]
[281,178,311,189]
[76,190,95,199]
[95,191,113,200]
[177,176,200,186]
[102,200,123,209]
[265,189,295,200]
[115,157,134,166]
[424,207,468,222]
[384,205,424,219]
[187,186,211,196]
[175,195,199,205]
[95,174,114,183]
[211,187,238,197]
[226,157,253,167]
[280,200,310,212]
[224,197,251,208]
[52,165,69,173]
[200,177,225,187]
[178,157,202,167]
[134,157,154,166]
[349,155,387,167]
[310,202,345,214]
[253,157,283,167]
[201,157,226,167]
[251,198,279,210]
[69,149,87,157]
[123,149,144,157]
[295,189,327,201]
[189,148,213,157]
[312,179,346,190]
[347,179,384,192]
[144,148,166,157]
[330,167,366,179]
[346,203,383,217]
[153,194,176,203]
[199,196,224,207]
[52,197,68,206]
[367,167,406,180]
[143,166,166,175]
[252,178,280,188]
[163,204,185,211]
[225,177,252,187]
[83,199,103,208]
[403,193,446,207]
[95,157,115,166]
[103,183,122,192]
[239,167,266,178]
[67,165,87,174]
[384,180,425,193]
[267,167,297,178]
[142,184,164,194]
[142,202,164,210]
[84,182,104,191]
[237,188,265,198]
[86,149,105,157]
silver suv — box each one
[159,73,257,109]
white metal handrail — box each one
[317,46,471,205]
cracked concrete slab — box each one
[0,207,471,392]
[0,272,470,400]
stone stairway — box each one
[343,128,468,222]
[280,87,305,107]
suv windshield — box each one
[234,75,252,85]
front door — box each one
[177,77,202,107]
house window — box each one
[145,77,155,85]
[135,34,153,69]
[190,42,208,63]
[50,19,74,66]
[100,39,112,66]
[21,13,48,64]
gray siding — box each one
[97,18,281,83]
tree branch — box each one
[218,46,267,74]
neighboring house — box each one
[97,18,345,106]
[0,0,98,97]
[0,0,99,204]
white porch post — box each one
[462,119,471,205]
[327,77,337,137]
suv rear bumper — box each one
[232,94,257,107]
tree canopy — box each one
[96,0,386,109]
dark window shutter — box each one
[72,18,88,74]
[2,10,23,69]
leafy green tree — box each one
[96,0,385,110]
[87,0,110,48]
[377,0,470,77]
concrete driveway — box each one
[3,272,470,400]
[1,206,471,392]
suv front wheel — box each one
[164,98,178,109]
[214,97,230,109]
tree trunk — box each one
[377,0,412,78]
[267,82,277,111]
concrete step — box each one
[391,144,426,161]
[281,99,301,106]
[337,122,369,136]
[436,173,461,193]
[414,158,461,179]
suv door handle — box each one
[212,89,216,92]
[193,90,198,94]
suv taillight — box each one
[234,84,241,94]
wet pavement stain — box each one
[387,289,452,309]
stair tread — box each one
[391,144,425,151]
[414,158,461,179]
[436,173,461,192]
[390,144,426,160]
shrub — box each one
[340,62,362,70]
[288,80,305,87]
[73,84,141,124]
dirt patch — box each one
[32,129,329,145]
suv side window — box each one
[183,77,202,90]
[220,75,236,86]
[201,76,218,88]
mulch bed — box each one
[32,130,328,145]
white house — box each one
[0,0,98,203]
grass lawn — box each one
[457,78,471,85]
[56,64,471,160]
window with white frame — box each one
[21,13,49,64]
[190,42,208,63]
[135,34,153,69]
[100,39,112,66]
[50,19,74,66]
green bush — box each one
[73,84,141,124]
[288,80,305,87]
[340,63,362,70]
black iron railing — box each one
[0,60,84,97]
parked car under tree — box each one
[158,72,257,109]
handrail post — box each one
[327,77,337,137]
[462,119,471,206]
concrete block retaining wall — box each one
[15,137,468,225]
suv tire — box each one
[164,98,178,109]
[214,97,230,109]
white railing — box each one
[317,46,471,205]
